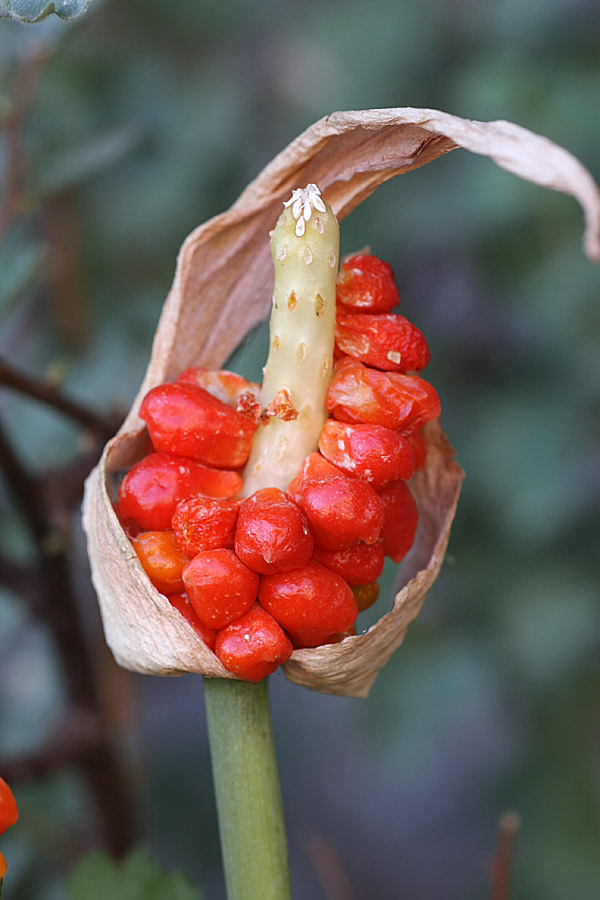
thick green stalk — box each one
[204,677,292,900]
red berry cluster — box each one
[115,254,440,682]
[0,777,18,880]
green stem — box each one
[204,677,292,900]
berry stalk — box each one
[204,677,292,900]
[242,184,339,495]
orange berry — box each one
[0,778,18,836]
[130,531,187,595]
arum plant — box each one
[83,108,599,899]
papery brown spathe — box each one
[83,107,599,698]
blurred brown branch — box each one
[0,395,133,857]
[491,810,521,900]
[0,43,47,239]
[0,356,121,438]
[304,832,356,900]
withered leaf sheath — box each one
[83,107,600,698]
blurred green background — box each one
[1,1,599,898]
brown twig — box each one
[0,419,134,856]
[491,810,521,900]
[0,356,120,439]
[304,833,356,900]
[0,711,103,782]
[0,43,47,239]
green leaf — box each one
[0,0,91,21]
[66,849,201,900]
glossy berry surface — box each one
[168,593,217,650]
[326,357,441,434]
[352,581,380,612]
[183,549,259,629]
[406,429,428,471]
[335,310,430,372]
[312,540,385,586]
[215,603,293,682]
[318,419,416,488]
[234,488,313,574]
[0,778,18,836]
[140,381,257,468]
[378,480,419,563]
[177,366,260,408]
[118,452,242,531]
[336,253,399,313]
[259,561,358,648]
[131,531,187,595]
[287,453,383,550]
[172,496,241,557]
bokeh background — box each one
[1,2,599,898]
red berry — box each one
[352,581,380,612]
[172,496,241,557]
[259,561,358,648]
[140,382,257,468]
[336,254,399,313]
[335,310,430,372]
[287,453,383,550]
[130,531,187,595]
[234,488,314,574]
[326,357,440,434]
[0,778,18,836]
[118,452,242,531]
[183,549,259,629]
[321,624,357,644]
[312,541,385,586]
[168,593,216,650]
[177,366,260,407]
[406,429,428,471]
[113,502,143,538]
[378,480,419,562]
[215,603,293,682]
[318,419,415,488]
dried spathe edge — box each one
[83,106,598,697]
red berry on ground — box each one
[130,531,187,595]
[234,488,314,574]
[287,453,383,550]
[336,254,399,313]
[118,452,242,531]
[312,541,385,586]
[378,480,419,563]
[183,549,259,630]
[214,603,293,682]
[335,310,430,372]
[140,382,257,468]
[168,593,217,650]
[326,357,441,434]
[318,419,416,488]
[172,496,241,558]
[259,561,358,648]
[0,778,18,836]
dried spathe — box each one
[83,107,599,697]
